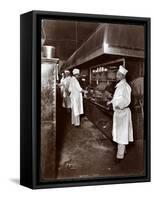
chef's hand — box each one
[57,83,62,87]
[107,101,112,106]
[84,90,88,94]
[82,89,88,94]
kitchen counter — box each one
[83,97,113,140]
[86,98,113,117]
[84,97,144,140]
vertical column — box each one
[40,58,58,180]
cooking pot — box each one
[42,45,55,59]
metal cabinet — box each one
[40,58,58,180]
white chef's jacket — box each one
[60,77,65,95]
[68,76,84,116]
[111,79,133,144]
[61,76,71,108]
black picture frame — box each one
[20,10,151,189]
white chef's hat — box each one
[73,68,80,75]
[64,70,70,73]
[118,65,128,75]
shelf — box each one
[91,79,116,82]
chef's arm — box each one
[112,95,130,109]
[77,85,87,93]
[81,89,88,94]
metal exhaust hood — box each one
[63,23,144,70]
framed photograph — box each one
[20,10,151,189]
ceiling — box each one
[42,19,99,61]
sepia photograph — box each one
[40,18,146,181]
[20,11,150,189]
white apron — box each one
[111,79,133,145]
[69,76,84,116]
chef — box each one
[68,68,87,127]
[107,65,133,161]
[59,72,65,96]
[61,70,71,109]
